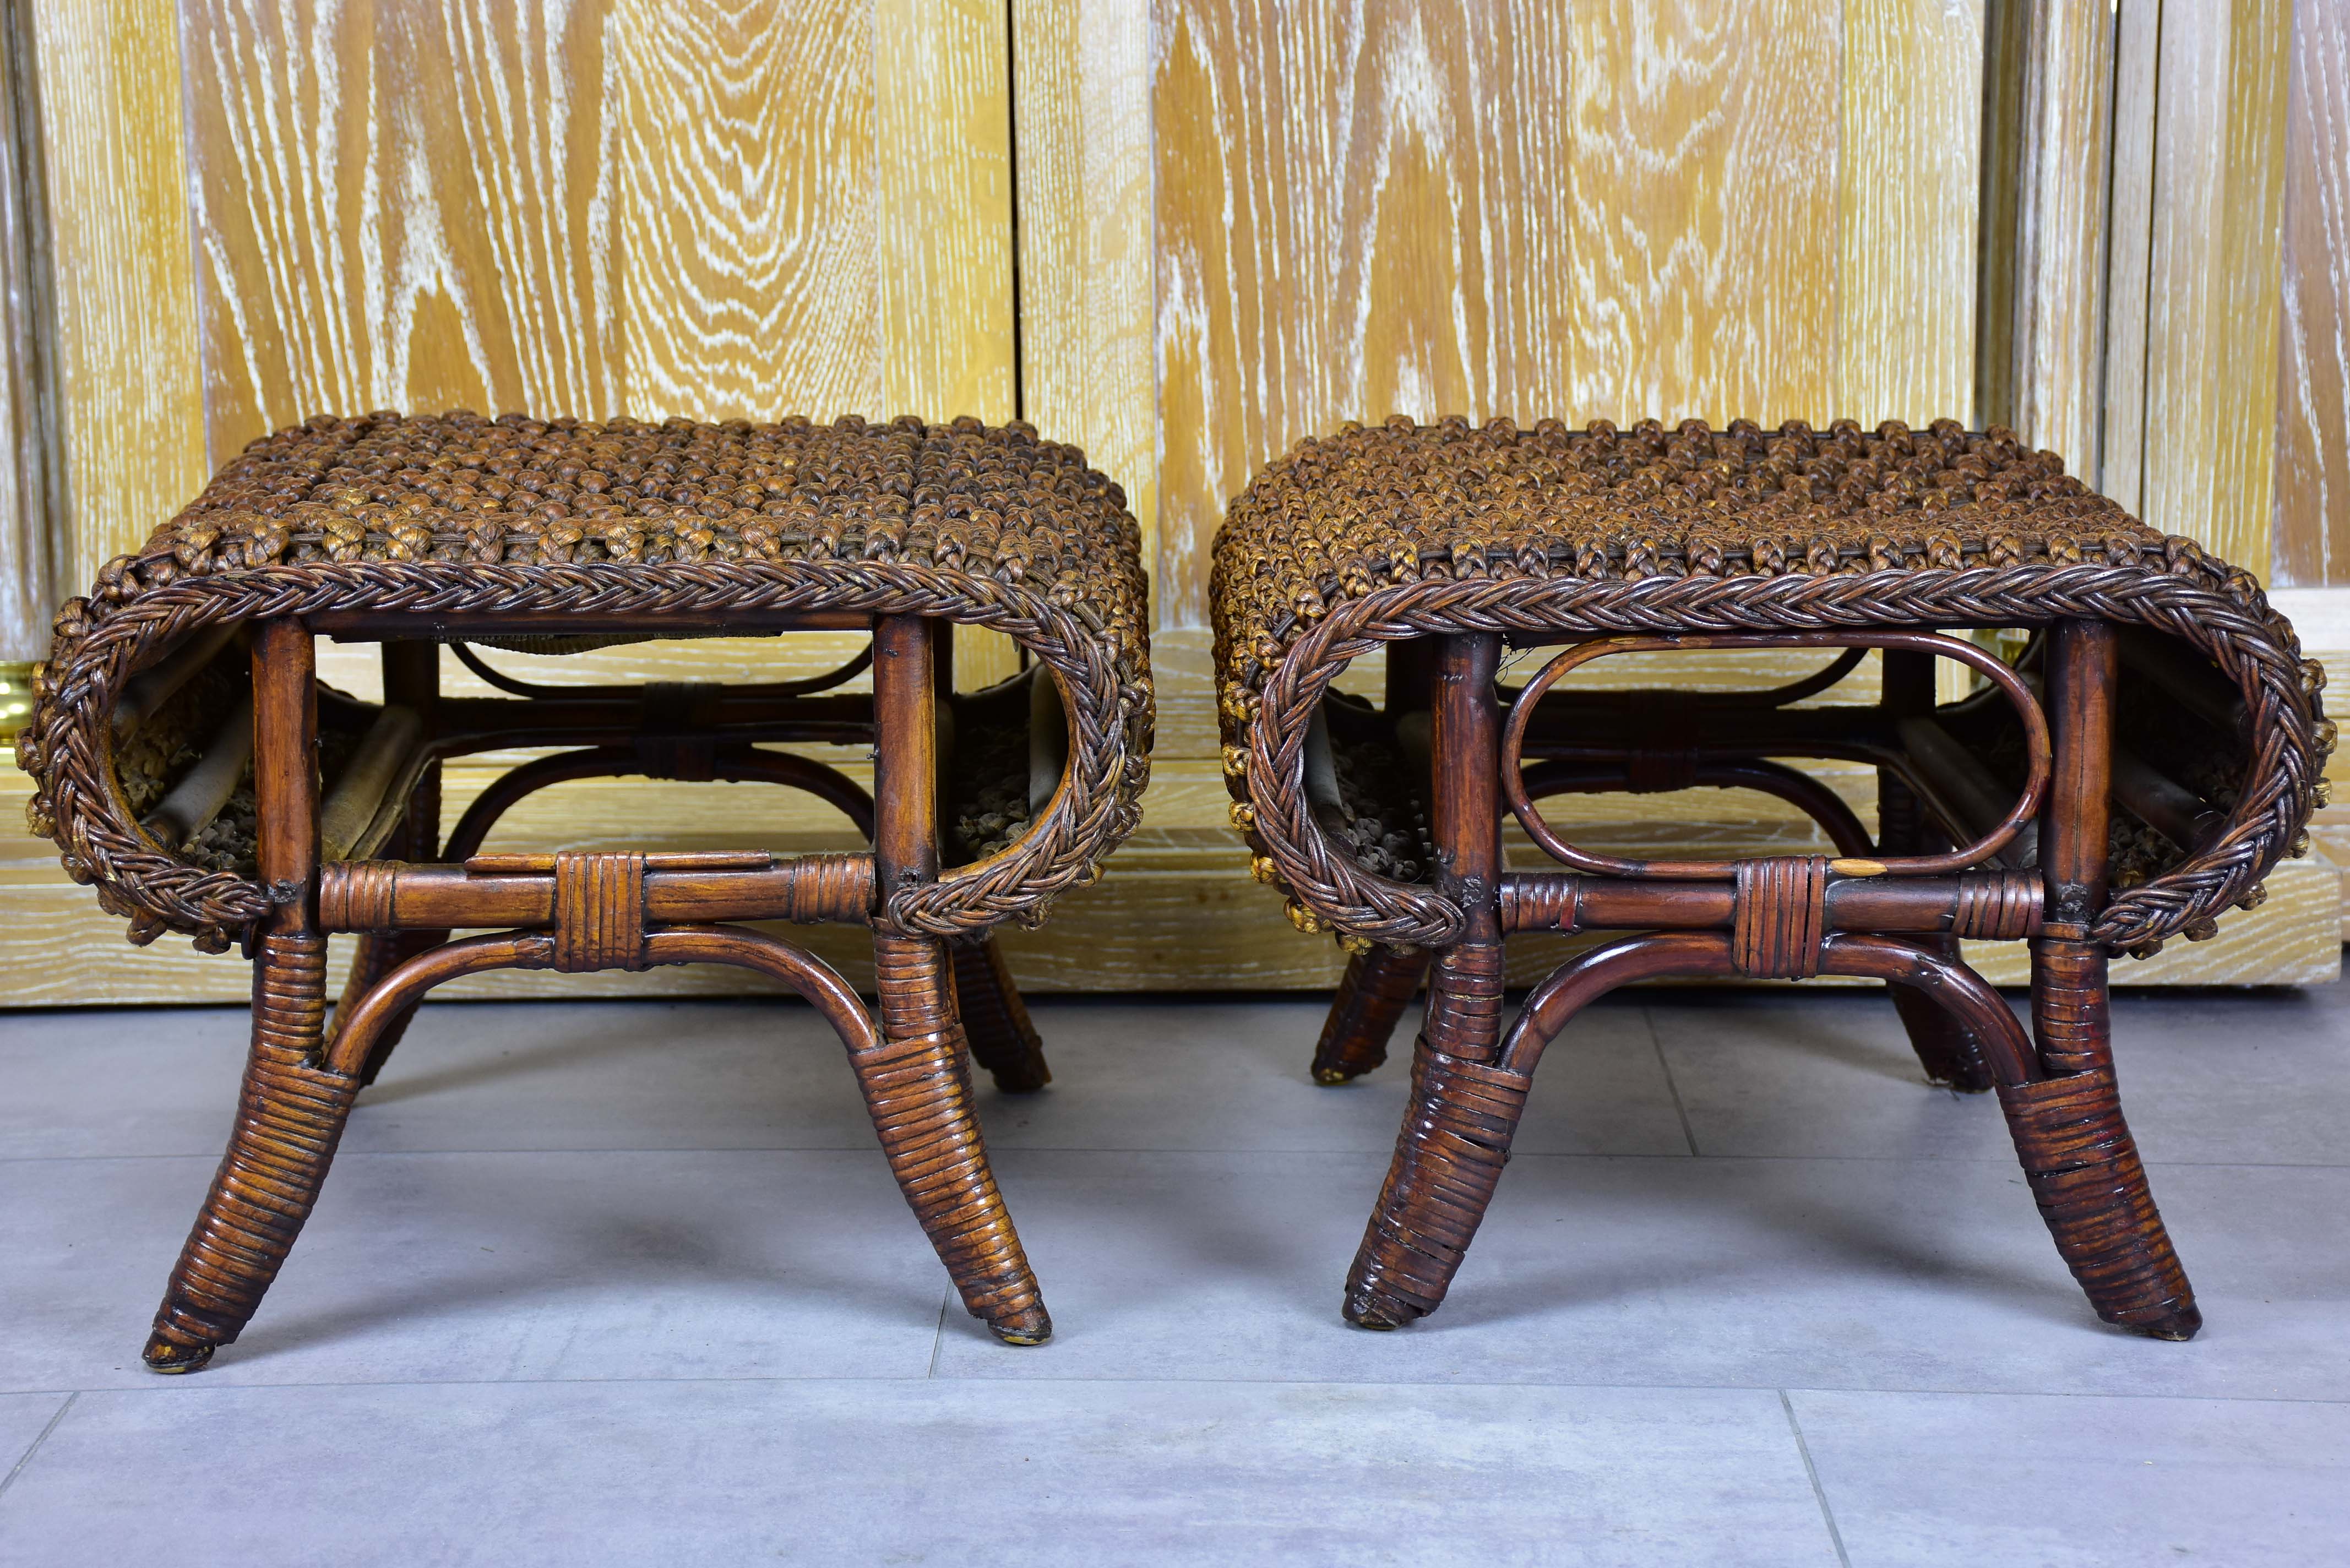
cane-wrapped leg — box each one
[2010,937,2199,1337]
[1312,944,1432,1085]
[1345,632,1512,1328]
[867,932,1051,1343]
[1343,940,1520,1327]
[948,937,1051,1093]
[144,934,361,1371]
[2013,619,2197,1338]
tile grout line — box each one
[1778,1390,1851,1567]
[1644,1005,1702,1157]
[926,1292,950,1379]
[0,1392,76,1505]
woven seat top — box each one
[1211,415,2169,695]
[123,409,1145,650]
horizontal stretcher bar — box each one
[1498,868,2043,939]
[317,851,876,932]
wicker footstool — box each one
[18,411,1152,1368]
[1213,416,2330,1340]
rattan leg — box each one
[948,937,1051,1093]
[1342,940,1519,1327]
[868,931,1051,1343]
[2012,938,2199,1337]
[1345,632,1510,1328]
[1311,944,1432,1084]
[2012,618,2198,1338]
[143,933,360,1371]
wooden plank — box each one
[0,0,62,665]
[1566,1,1840,428]
[1153,0,1579,630]
[2099,0,2162,513]
[2276,0,2350,585]
[181,0,617,451]
[612,0,879,420]
[1010,0,1156,598]
[2141,0,2290,566]
[876,0,1014,426]
[875,0,1021,688]
[1838,0,1982,425]
[28,0,209,582]
[1976,0,2114,466]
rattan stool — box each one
[1212,415,2329,1340]
[18,411,1153,1368]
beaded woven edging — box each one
[1225,562,2326,957]
[19,557,1153,950]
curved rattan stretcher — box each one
[1212,415,2331,1340]
[17,411,1154,1368]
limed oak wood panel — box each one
[1010,0,1156,572]
[1150,0,1983,637]
[2277,0,2350,585]
[27,0,210,585]
[2140,0,2289,570]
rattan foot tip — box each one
[142,1334,215,1374]
[1341,1289,1421,1331]
[1312,1065,1363,1086]
[1923,1069,1995,1095]
[2122,1302,2202,1342]
[986,1060,1053,1096]
[986,1305,1053,1346]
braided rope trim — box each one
[1239,562,2323,955]
[21,558,1153,946]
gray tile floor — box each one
[2,980,2346,1565]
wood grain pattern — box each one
[2141,0,2290,566]
[2000,0,2113,469]
[183,0,616,449]
[1839,0,1982,426]
[2276,0,2350,585]
[2098,0,2162,514]
[179,1,1018,686]
[1565,1,1838,427]
[1011,0,1155,576]
[613,0,875,420]
[1154,0,1579,628]
[1149,2,1978,634]
[28,0,210,584]
[0,0,61,662]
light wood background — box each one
[2,0,2342,1006]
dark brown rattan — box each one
[20,412,1150,1372]
[1212,417,2325,1342]
[18,411,1153,952]
[1212,417,2330,956]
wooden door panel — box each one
[1147,0,1984,634]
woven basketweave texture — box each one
[1210,415,2330,957]
[19,411,1154,951]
